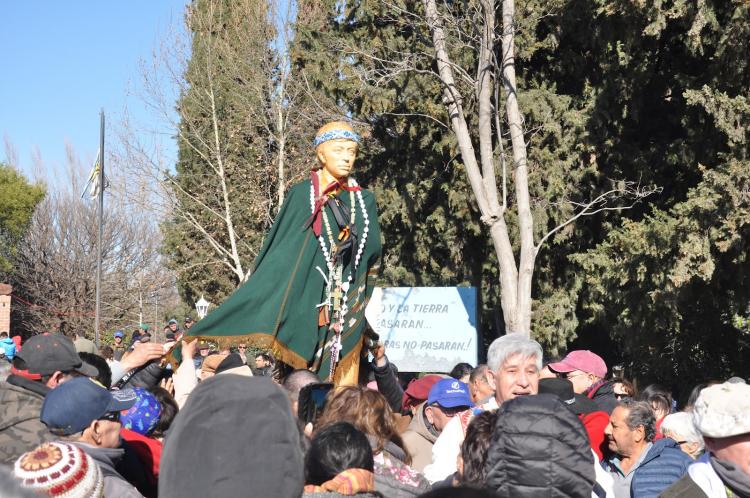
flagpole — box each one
[94,110,105,347]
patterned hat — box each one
[121,387,162,436]
[15,442,104,497]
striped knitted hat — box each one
[14,442,104,498]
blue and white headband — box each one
[314,129,361,147]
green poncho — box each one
[187,178,381,381]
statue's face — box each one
[317,139,358,180]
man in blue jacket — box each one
[602,399,692,498]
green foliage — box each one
[164,0,289,305]
[167,0,750,382]
[575,160,750,387]
[0,164,45,273]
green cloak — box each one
[186,178,381,380]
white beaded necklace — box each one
[309,173,370,375]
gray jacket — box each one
[71,442,144,498]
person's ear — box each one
[45,371,65,388]
[486,372,496,390]
[90,420,103,445]
[424,405,435,425]
[685,441,700,457]
[317,147,327,165]
[634,425,646,443]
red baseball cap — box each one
[549,350,607,378]
[402,374,444,412]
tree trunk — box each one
[500,0,534,335]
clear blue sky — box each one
[0,1,188,181]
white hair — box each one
[486,334,543,372]
[661,412,704,451]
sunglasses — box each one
[99,411,121,423]
[431,404,466,417]
[614,393,631,400]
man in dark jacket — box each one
[659,381,750,498]
[0,333,97,464]
[602,400,691,498]
[550,349,618,414]
[159,375,304,498]
[486,393,598,496]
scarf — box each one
[305,171,361,237]
[710,456,750,497]
[303,468,375,495]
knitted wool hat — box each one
[14,442,104,498]
[121,387,162,436]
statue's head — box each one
[314,121,360,181]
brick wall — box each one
[0,284,11,334]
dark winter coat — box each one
[486,393,596,498]
[371,356,404,414]
[0,375,55,464]
[159,375,304,498]
[629,438,692,498]
[658,474,708,498]
[586,381,618,414]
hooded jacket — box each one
[0,375,55,464]
[400,402,439,472]
[159,375,304,498]
[486,394,596,497]
[71,442,145,498]
[0,337,16,360]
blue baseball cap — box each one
[428,379,474,409]
[114,330,124,338]
[41,377,137,435]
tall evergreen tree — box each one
[165,0,310,305]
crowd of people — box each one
[0,326,747,498]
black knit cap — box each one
[538,378,600,415]
[215,353,244,375]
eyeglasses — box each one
[99,411,120,423]
[565,372,587,380]
[238,346,247,350]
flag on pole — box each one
[81,149,109,199]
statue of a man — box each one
[187,121,382,384]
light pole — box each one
[195,295,211,320]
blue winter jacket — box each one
[0,337,16,360]
[630,438,692,498]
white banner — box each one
[365,287,478,373]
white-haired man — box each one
[660,381,750,498]
[423,334,542,483]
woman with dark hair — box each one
[637,384,673,440]
[316,386,429,497]
[149,386,178,440]
[449,363,473,383]
[457,410,498,489]
[612,378,636,401]
[304,422,380,497]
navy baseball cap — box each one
[428,379,474,409]
[41,377,137,435]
